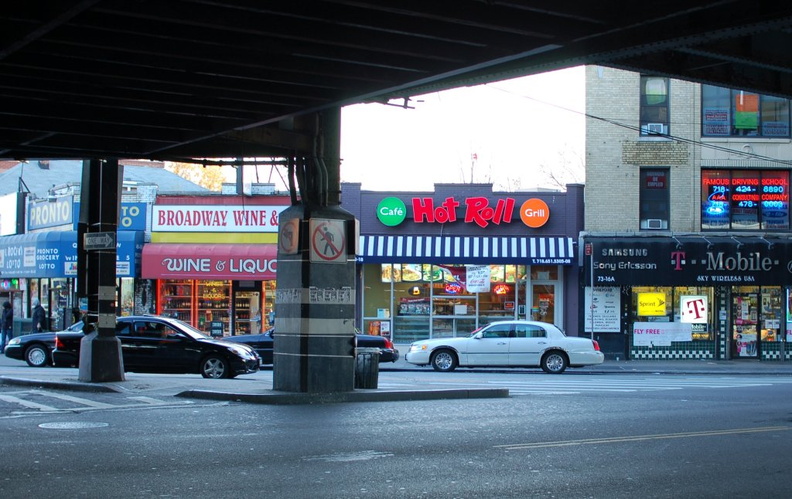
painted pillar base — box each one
[78,332,125,382]
[273,204,357,393]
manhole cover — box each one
[39,422,110,429]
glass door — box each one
[530,284,556,324]
[731,286,759,358]
[233,290,261,335]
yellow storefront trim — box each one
[151,232,278,244]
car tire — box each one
[25,344,50,368]
[430,349,458,372]
[541,351,568,374]
[200,355,230,379]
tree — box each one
[166,162,229,191]
[537,147,585,191]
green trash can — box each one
[354,347,380,389]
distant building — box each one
[0,159,208,199]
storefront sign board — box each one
[141,243,277,279]
[585,237,792,286]
[152,205,285,232]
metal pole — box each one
[590,249,594,340]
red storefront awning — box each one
[141,244,277,280]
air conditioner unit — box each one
[645,123,665,135]
[643,218,667,230]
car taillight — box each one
[592,340,601,351]
[54,336,64,349]
[383,338,394,349]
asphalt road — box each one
[2,357,792,498]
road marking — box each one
[36,390,115,409]
[485,375,792,395]
[0,393,60,411]
[0,389,194,415]
[496,426,792,450]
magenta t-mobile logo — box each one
[671,251,686,270]
[684,297,707,320]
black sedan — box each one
[53,315,260,379]
[224,328,399,365]
[4,321,84,367]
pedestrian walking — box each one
[31,298,47,333]
[0,301,12,353]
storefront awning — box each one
[0,230,143,278]
[356,235,574,265]
[141,243,278,280]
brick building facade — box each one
[584,66,792,361]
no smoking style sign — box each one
[309,219,346,264]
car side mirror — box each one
[473,332,483,340]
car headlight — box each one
[227,345,255,359]
[409,344,428,353]
[8,337,20,345]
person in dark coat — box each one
[1,301,12,353]
[31,298,47,333]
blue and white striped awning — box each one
[357,235,575,265]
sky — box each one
[339,65,586,192]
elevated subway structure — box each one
[1,1,792,389]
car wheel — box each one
[430,349,458,372]
[541,351,568,374]
[25,344,50,368]
[201,355,230,379]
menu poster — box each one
[584,286,621,333]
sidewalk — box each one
[2,355,791,406]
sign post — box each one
[83,231,116,251]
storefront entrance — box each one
[730,286,783,359]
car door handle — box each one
[497,341,507,345]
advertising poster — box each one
[466,265,490,293]
[584,286,620,333]
[633,322,693,346]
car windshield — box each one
[66,321,84,332]
[152,317,210,340]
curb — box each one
[175,387,510,405]
[0,376,121,393]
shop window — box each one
[639,76,670,137]
[702,85,790,137]
[632,286,714,341]
[701,169,790,230]
[529,265,556,280]
[639,169,669,230]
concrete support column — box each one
[273,109,358,393]
[77,159,125,382]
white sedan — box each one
[405,320,604,374]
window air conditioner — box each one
[644,219,667,230]
[645,123,665,135]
